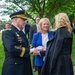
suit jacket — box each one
[24,23,30,34]
[2,25,33,75]
[29,25,37,44]
[41,27,73,75]
[32,31,54,66]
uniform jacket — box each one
[41,27,74,75]
[29,25,37,44]
[2,25,33,75]
[32,31,54,66]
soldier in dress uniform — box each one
[2,10,33,75]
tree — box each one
[0,0,75,22]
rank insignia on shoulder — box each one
[4,29,11,31]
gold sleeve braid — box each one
[20,47,26,57]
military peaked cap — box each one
[10,10,27,20]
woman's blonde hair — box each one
[37,18,51,32]
[55,13,72,33]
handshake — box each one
[30,46,46,55]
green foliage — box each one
[0,0,75,28]
[0,0,75,21]
[0,21,7,30]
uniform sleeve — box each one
[2,31,30,58]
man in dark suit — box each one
[2,10,33,75]
[24,21,30,39]
[29,17,40,44]
[29,17,40,72]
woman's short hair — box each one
[55,13,72,33]
[37,18,51,32]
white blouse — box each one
[42,33,48,61]
[42,33,48,50]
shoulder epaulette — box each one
[5,29,11,31]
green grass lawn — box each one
[0,32,75,75]
[0,33,4,75]
[71,33,75,65]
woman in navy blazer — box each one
[31,18,54,75]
